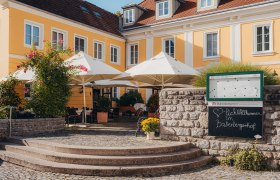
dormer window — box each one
[158,0,169,17]
[201,0,213,8]
[124,9,135,24]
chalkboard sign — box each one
[208,107,263,138]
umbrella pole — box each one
[83,78,87,124]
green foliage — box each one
[97,96,111,112]
[193,63,279,87]
[221,148,267,171]
[19,43,73,118]
[0,107,7,119]
[147,93,159,113]
[0,77,21,111]
[120,91,144,106]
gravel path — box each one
[0,161,279,180]
[23,129,178,147]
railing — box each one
[0,106,16,137]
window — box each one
[112,87,119,98]
[124,9,134,24]
[111,45,120,64]
[254,24,272,53]
[52,29,67,50]
[24,21,43,49]
[75,36,87,53]
[201,0,213,8]
[158,0,169,17]
[94,41,104,61]
[130,44,138,65]
[163,38,175,57]
[204,31,219,58]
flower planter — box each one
[148,112,155,117]
[146,132,156,140]
[97,112,108,123]
[111,101,118,108]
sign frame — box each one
[206,71,264,101]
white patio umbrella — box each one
[65,52,121,123]
[92,79,138,88]
[0,69,35,82]
[114,52,199,87]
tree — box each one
[19,43,73,118]
[0,77,21,107]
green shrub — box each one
[193,63,279,87]
[0,76,21,107]
[221,148,267,171]
[147,93,159,113]
[19,43,73,118]
[0,107,7,119]
[97,96,111,112]
[120,91,144,106]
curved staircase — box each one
[0,137,212,176]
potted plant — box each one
[111,97,119,108]
[96,96,111,123]
[147,93,159,117]
[141,117,160,140]
[120,91,144,115]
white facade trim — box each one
[51,27,68,50]
[184,31,193,67]
[24,19,44,50]
[230,24,241,63]
[93,40,105,61]
[203,30,220,60]
[252,21,274,55]
[9,54,26,60]
[74,34,88,54]
[251,61,280,66]
[146,36,154,59]
[8,1,125,42]
[110,44,121,64]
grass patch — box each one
[193,63,279,87]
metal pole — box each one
[9,106,12,137]
[83,78,87,124]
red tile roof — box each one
[15,0,123,37]
[124,0,266,29]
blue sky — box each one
[87,0,142,13]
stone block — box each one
[160,106,166,111]
[179,120,194,128]
[172,99,179,105]
[272,152,280,160]
[266,113,276,120]
[194,121,200,128]
[275,145,280,151]
[189,112,199,120]
[171,112,183,120]
[160,112,171,120]
[166,106,177,112]
[210,141,220,150]
[238,143,253,149]
[160,120,167,126]
[220,142,238,150]
[174,127,190,136]
[197,140,210,149]
[166,120,178,127]
[177,104,185,112]
[184,105,195,112]
[218,150,229,156]
[198,112,208,129]
[191,128,204,138]
[271,136,280,145]
[182,113,190,120]
[263,151,273,159]
[160,126,175,135]
[273,121,280,127]
[256,144,275,151]
[196,105,207,112]
[194,95,205,100]
[209,149,219,156]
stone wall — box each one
[160,86,280,167]
[0,118,65,140]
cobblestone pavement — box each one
[0,161,279,180]
[23,129,178,147]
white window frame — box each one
[129,43,139,65]
[93,40,105,61]
[110,45,120,64]
[24,20,44,49]
[162,37,175,58]
[124,9,135,24]
[157,0,169,18]
[201,0,214,8]
[203,30,220,59]
[51,27,68,50]
[253,22,273,56]
[74,34,88,54]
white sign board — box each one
[207,72,263,101]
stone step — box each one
[0,150,213,176]
[7,137,191,156]
[0,143,201,166]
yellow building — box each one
[1,0,280,108]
